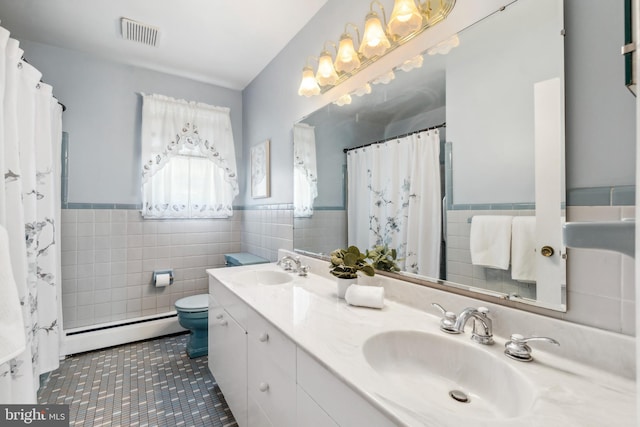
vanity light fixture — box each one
[397,54,424,72]
[427,34,460,55]
[298,57,321,97]
[353,83,372,96]
[388,0,423,38]
[360,2,391,59]
[335,24,362,73]
[372,70,396,85]
[316,42,339,86]
[297,0,456,97]
[334,94,352,106]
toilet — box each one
[175,294,209,358]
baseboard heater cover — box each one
[62,312,185,356]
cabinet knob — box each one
[258,332,269,342]
[258,382,269,392]
[540,246,555,257]
[216,314,224,320]
[220,320,228,326]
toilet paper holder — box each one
[153,269,174,286]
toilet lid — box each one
[175,294,208,312]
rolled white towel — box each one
[344,285,385,309]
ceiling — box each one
[0,0,328,90]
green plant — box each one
[366,245,401,272]
[329,246,375,279]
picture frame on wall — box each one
[251,139,270,198]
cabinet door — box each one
[296,385,338,427]
[247,308,297,427]
[209,306,247,427]
[248,336,296,427]
[248,396,273,427]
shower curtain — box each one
[347,130,441,277]
[0,27,63,403]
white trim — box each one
[61,313,185,356]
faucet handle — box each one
[504,333,560,362]
[298,265,310,276]
[431,303,459,334]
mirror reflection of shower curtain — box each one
[347,130,441,277]
[293,123,318,217]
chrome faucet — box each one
[432,303,494,345]
[277,255,310,276]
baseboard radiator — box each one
[61,312,186,356]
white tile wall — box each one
[293,210,347,255]
[241,207,294,262]
[565,206,636,334]
[61,209,241,329]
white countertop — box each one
[207,262,636,427]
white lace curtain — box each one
[293,123,318,217]
[347,130,441,277]
[141,94,238,218]
[0,27,63,403]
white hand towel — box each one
[0,225,26,365]
[344,285,385,309]
[511,216,537,282]
[469,216,513,270]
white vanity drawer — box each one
[297,348,395,427]
[209,275,248,329]
[248,336,296,427]
[247,307,296,379]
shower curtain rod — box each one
[343,122,446,153]
[21,56,66,111]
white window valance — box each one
[141,94,238,218]
[293,123,318,217]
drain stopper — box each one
[449,390,470,403]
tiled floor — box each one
[38,333,237,427]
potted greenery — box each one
[366,244,401,273]
[329,246,374,298]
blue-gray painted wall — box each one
[21,40,243,205]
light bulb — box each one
[335,34,361,73]
[298,66,320,97]
[316,50,338,86]
[360,12,390,59]
[388,0,423,38]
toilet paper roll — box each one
[155,273,172,287]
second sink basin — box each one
[362,330,535,420]
[231,269,294,286]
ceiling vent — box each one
[121,18,160,47]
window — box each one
[140,94,238,218]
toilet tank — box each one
[224,252,270,267]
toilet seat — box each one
[175,294,208,313]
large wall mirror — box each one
[293,0,566,311]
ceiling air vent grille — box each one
[121,18,160,47]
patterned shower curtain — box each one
[347,130,441,277]
[0,27,63,403]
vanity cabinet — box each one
[208,281,248,427]
[208,274,395,427]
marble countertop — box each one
[207,262,635,427]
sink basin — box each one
[231,269,293,286]
[362,331,535,420]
